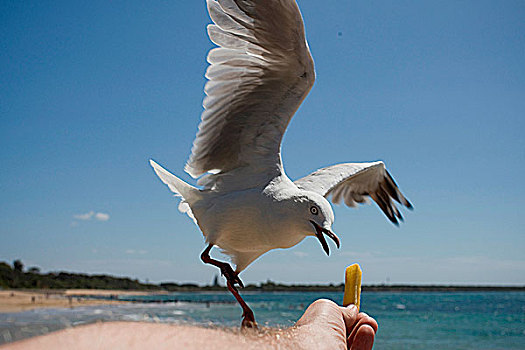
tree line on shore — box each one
[0,260,161,290]
[1,260,523,292]
[0,260,344,291]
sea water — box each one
[1,291,524,349]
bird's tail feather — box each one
[149,160,196,199]
[149,159,200,222]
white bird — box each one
[150,0,411,328]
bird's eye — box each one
[310,206,319,215]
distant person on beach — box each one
[5,299,377,350]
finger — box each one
[349,324,375,350]
[355,313,378,333]
[347,315,378,347]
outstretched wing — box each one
[185,0,315,190]
[294,162,412,225]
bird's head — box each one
[296,191,340,255]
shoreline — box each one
[2,286,524,314]
[0,290,134,314]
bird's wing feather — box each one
[294,162,412,225]
[185,0,315,190]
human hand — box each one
[292,299,378,350]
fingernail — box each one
[347,304,357,312]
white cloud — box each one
[94,212,110,221]
[73,211,110,223]
[126,249,148,255]
[74,211,95,220]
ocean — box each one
[1,291,524,349]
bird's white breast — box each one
[192,186,306,255]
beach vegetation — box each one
[1,261,522,292]
[0,260,160,290]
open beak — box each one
[310,220,340,256]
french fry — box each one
[343,263,362,310]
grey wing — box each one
[185,0,315,190]
[294,162,412,225]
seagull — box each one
[150,0,411,328]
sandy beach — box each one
[0,290,139,313]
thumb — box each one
[340,304,359,335]
[296,299,353,328]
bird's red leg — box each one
[200,244,258,329]
[227,280,257,329]
[200,244,244,287]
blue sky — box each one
[1,0,524,286]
